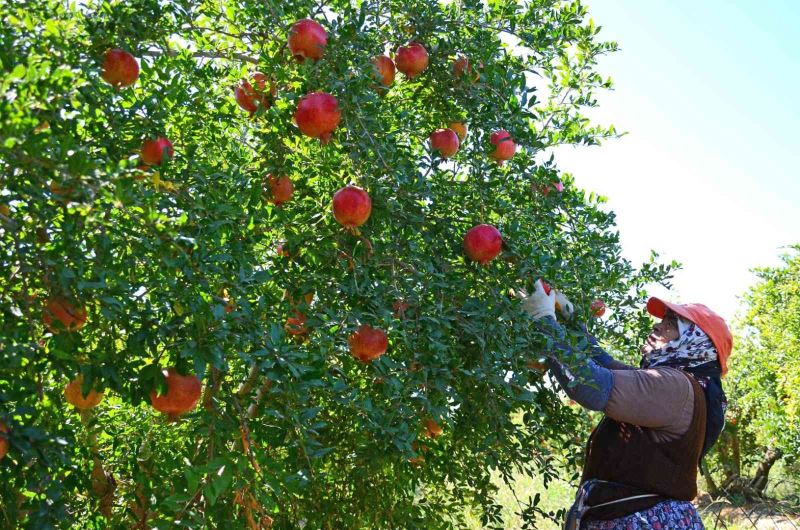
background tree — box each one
[0,0,674,527]
[705,246,800,501]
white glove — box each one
[554,291,575,319]
[515,279,556,320]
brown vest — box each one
[581,371,707,521]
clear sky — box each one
[543,0,800,321]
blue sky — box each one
[545,0,800,321]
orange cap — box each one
[646,297,733,376]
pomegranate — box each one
[276,242,291,258]
[590,299,606,318]
[372,55,396,87]
[101,48,139,88]
[448,122,468,142]
[463,224,503,264]
[64,375,104,410]
[140,137,174,166]
[348,325,388,362]
[452,54,479,82]
[395,42,429,78]
[288,19,327,61]
[267,175,294,206]
[422,418,443,438]
[0,422,8,460]
[285,311,309,336]
[540,180,565,197]
[43,296,87,333]
[332,185,372,228]
[490,130,516,164]
[234,72,274,114]
[149,368,202,419]
[393,300,410,319]
[294,92,341,144]
[429,128,460,158]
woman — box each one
[518,280,732,529]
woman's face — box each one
[641,311,680,354]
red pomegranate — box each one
[294,92,341,144]
[452,55,480,82]
[490,130,516,164]
[267,175,294,206]
[64,375,104,410]
[285,311,309,336]
[590,299,606,318]
[448,122,468,142]
[463,224,503,264]
[101,48,139,88]
[43,296,87,333]
[422,418,443,438]
[149,368,202,419]
[348,325,388,362]
[234,72,274,114]
[372,55,396,87]
[395,42,429,78]
[0,422,8,460]
[430,128,460,158]
[332,185,372,228]
[288,19,327,61]
[140,137,174,166]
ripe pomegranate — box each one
[590,299,606,318]
[234,72,274,114]
[294,92,341,144]
[149,368,202,419]
[422,418,443,438]
[430,128,460,158]
[0,422,8,460]
[332,185,372,228]
[463,224,503,265]
[395,42,429,78]
[267,175,294,206]
[490,130,516,164]
[43,296,87,333]
[452,54,480,82]
[140,137,174,166]
[372,55,396,87]
[64,375,104,410]
[288,19,327,61]
[448,122,468,142]
[348,325,388,362]
[285,311,309,336]
[101,48,139,88]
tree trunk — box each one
[749,446,782,494]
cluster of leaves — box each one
[0,0,674,528]
[707,245,800,489]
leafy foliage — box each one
[0,0,673,527]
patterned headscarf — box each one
[640,317,727,461]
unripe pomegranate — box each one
[0,422,8,460]
[372,55,396,87]
[234,72,274,114]
[490,130,516,164]
[294,92,341,144]
[590,299,606,318]
[448,122,468,142]
[422,418,443,438]
[43,296,87,333]
[101,48,139,88]
[64,375,104,410]
[348,325,388,362]
[141,137,174,166]
[149,368,202,419]
[395,42,429,78]
[267,175,294,206]
[332,185,372,228]
[288,19,327,61]
[463,224,503,264]
[430,128,460,158]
